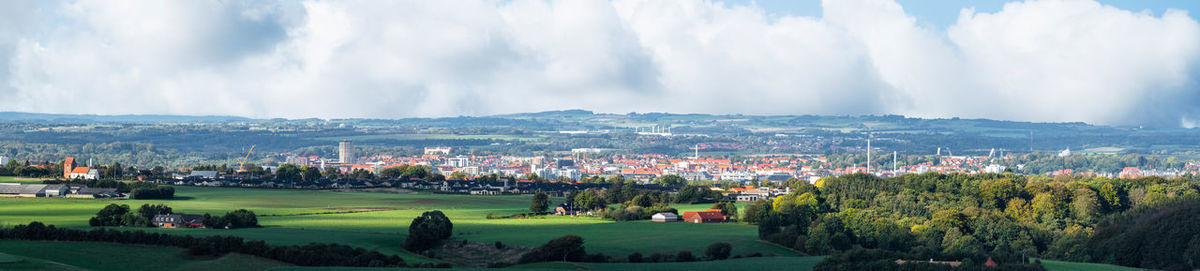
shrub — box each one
[518,235,586,263]
[706,242,732,260]
[627,252,643,263]
[676,251,696,262]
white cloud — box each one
[0,0,1198,126]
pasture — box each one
[0,186,795,265]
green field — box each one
[0,240,289,271]
[1034,258,1143,271]
[270,256,824,271]
[0,176,44,183]
[0,186,795,266]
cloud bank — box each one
[1,0,1198,127]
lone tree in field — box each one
[530,192,550,213]
[404,210,453,252]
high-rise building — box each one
[339,141,355,164]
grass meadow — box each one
[0,186,795,265]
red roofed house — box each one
[682,211,726,223]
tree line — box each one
[89,203,258,229]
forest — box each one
[740,173,1200,270]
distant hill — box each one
[0,112,253,123]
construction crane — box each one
[238,145,255,172]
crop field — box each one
[0,240,289,271]
[0,186,795,265]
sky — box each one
[1,0,1199,127]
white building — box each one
[424,147,452,155]
[447,156,470,168]
[0,156,8,165]
[984,164,1007,173]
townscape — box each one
[5,0,1200,271]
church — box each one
[63,157,98,180]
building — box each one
[152,214,206,228]
[63,157,98,180]
[0,183,46,197]
[0,156,7,165]
[339,141,355,164]
[285,155,311,167]
[447,156,470,168]
[424,146,452,155]
[651,212,679,222]
[175,170,218,180]
[682,211,726,223]
[735,193,762,202]
[554,203,585,216]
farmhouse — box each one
[682,211,726,223]
[651,212,679,222]
[152,214,206,228]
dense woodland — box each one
[740,173,1200,270]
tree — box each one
[301,166,322,181]
[930,209,967,232]
[574,189,607,210]
[653,175,686,187]
[1032,192,1066,223]
[631,194,653,207]
[1071,188,1100,223]
[1098,182,1122,212]
[712,201,738,218]
[404,210,454,252]
[705,242,732,260]
[137,204,173,225]
[742,199,773,224]
[225,209,259,228]
[89,203,131,226]
[676,250,696,262]
[978,178,1019,209]
[275,164,302,181]
[322,166,342,179]
[104,162,123,179]
[530,192,550,213]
